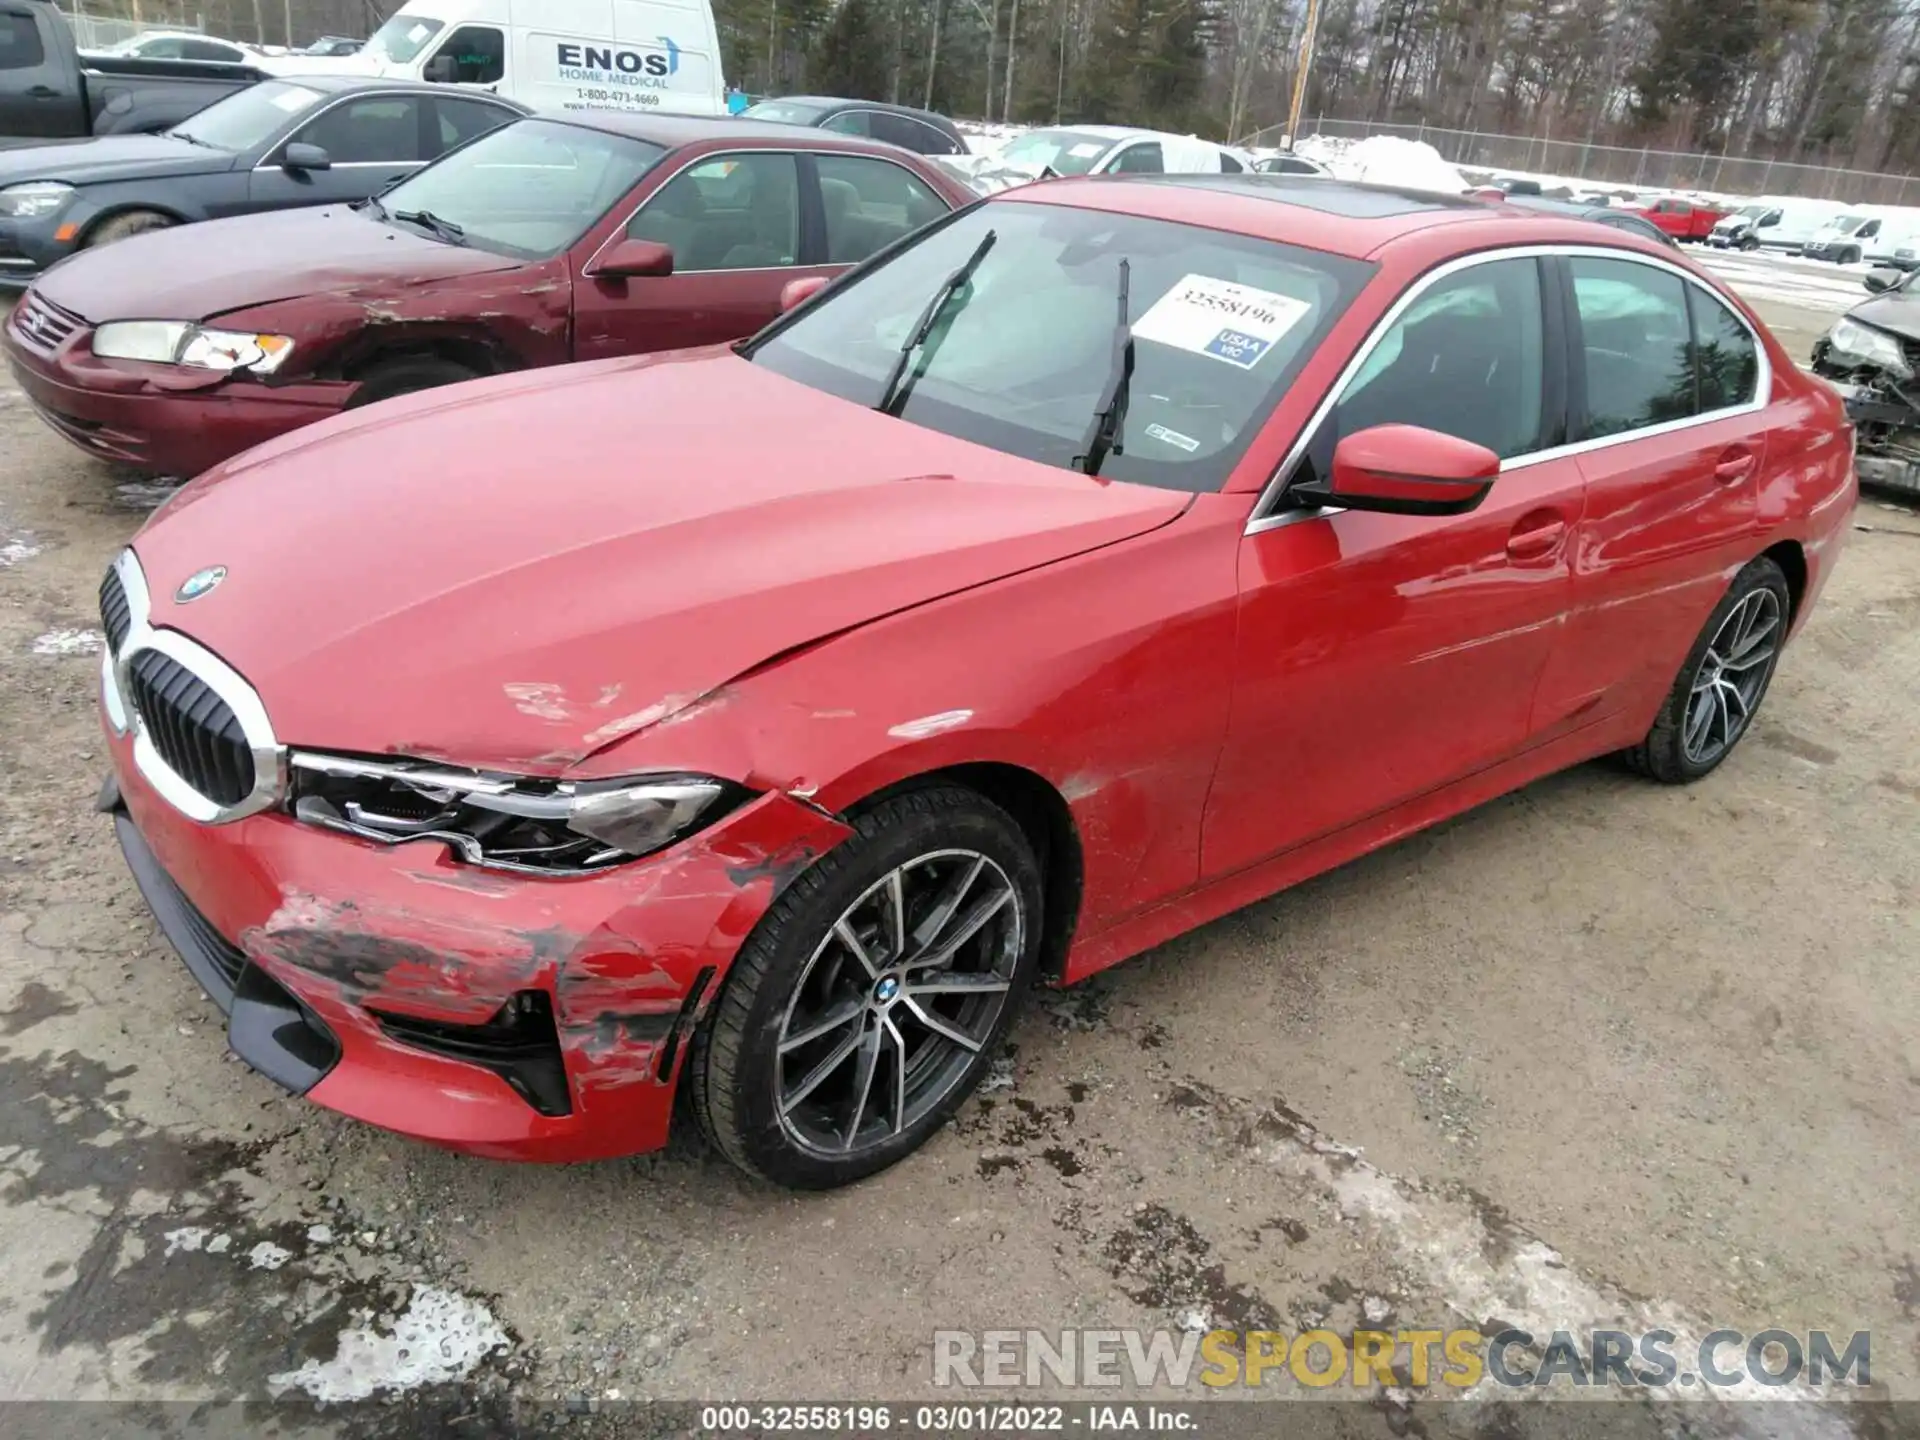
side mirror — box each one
[1294,424,1500,516]
[1864,269,1896,294]
[282,142,332,173]
[590,238,674,279]
[779,275,830,312]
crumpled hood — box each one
[35,206,520,324]
[1848,291,1920,344]
[0,134,232,188]
[927,153,1046,196]
[129,350,1188,770]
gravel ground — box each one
[0,282,1915,1436]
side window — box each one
[1331,257,1546,459]
[1108,142,1164,174]
[1570,257,1694,439]
[1758,210,1781,228]
[1689,287,1760,413]
[141,37,185,58]
[815,153,951,264]
[294,97,425,165]
[821,111,870,138]
[0,15,45,69]
[868,112,933,152]
[1861,219,1881,238]
[627,153,800,272]
[185,39,242,62]
[1220,152,1244,173]
[427,25,505,85]
[433,96,513,153]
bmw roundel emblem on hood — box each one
[175,566,228,603]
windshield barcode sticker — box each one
[1133,274,1311,370]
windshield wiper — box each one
[170,130,216,149]
[392,208,467,246]
[1075,257,1133,477]
[876,228,996,417]
[355,194,388,220]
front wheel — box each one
[1739,235,1760,251]
[1840,246,1862,265]
[690,786,1043,1189]
[85,210,174,248]
[1620,556,1791,784]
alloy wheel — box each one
[775,849,1023,1157]
[1683,587,1782,766]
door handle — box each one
[1506,512,1567,561]
[1714,445,1757,484]
[28,86,58,99]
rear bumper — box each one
[5,310,353,476]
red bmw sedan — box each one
[6,113,973,477]
[98,175,1855,1188]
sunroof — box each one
[1134,175,1474,217]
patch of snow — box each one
[307,1224,335,1245]
[32,629,103,657]
[114,480,185,511]
[0,529,41,568]
[1299,135,1468,194]
[206,1233,231,1254]
[269,1285,510,1403]
[164,1227,210,1257]
[248,1241,292,1271]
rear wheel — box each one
[1620,556,1791,784]
[690,786,1042,1189]
[347,355,481,409]
[85,210,174,248]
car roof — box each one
[1002,173,1683,261]
[522,109,941,155]
[773,95,957,125]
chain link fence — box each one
[1242,117,1920,206]
[62,9,207,50]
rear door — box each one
[248,92,432,209]
[574,148,831,361]
[0,5,74,139]
[1533,252,1764,736]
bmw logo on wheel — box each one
[175,566,228,603]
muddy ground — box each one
[0,284,1915,1436]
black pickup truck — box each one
[1,1,265,143]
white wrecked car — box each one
[935,125,1254,196]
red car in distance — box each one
[5,113,975,477]
[1621,197,1729,242]
[98,178,1854,1188]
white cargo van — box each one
[1707,196,1842,253]
[354,0,727,118]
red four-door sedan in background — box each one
[5,114,974,477]
[97,175,1855,1188]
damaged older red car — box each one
[7,112,972,477]
[100,176,1854,1188]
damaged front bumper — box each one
[101,719,850,1162]
[1811,350,1920,496]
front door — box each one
[0,6,69,140]
[1203,254,1587,879]
[248,94,429,211]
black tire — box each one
[1739,235,1760,252]
[348,355,481,409]
[690,786,1043,1189]
[85,210,174,248]
[1620,556,1791,784]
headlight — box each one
[0,182,74,219]
[1827,317,1912,378]
[93,321,295,374]
[287,752,744,875]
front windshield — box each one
[1831,215,1868,235]
[742,100,828,125]
[376,119,666,260]
[169,81,324,150]
[1733,205,1770,220]
[364,12,446,64]
[750,202,1373,493]
[995,131,1116,176]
